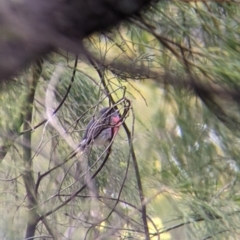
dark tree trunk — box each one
[0,0,154,81]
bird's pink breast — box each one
[112,116,121,135]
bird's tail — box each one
[78,139,87,152]
[65,140,86,161]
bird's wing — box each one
[80,116,110,149]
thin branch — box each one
[38,143,113,221]
[154,210,240,236]
[123,122,150,240]
[87,56,150,240]
[20,55,78,136]
[41,218,59,240]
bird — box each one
[78,107,121,151]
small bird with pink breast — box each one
[79,107,121,151]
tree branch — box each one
[0,0,155,82]
[22,63,41,239]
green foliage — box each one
[2,1,240,239]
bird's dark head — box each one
[98,107,121,126]
[99,107,119,118]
